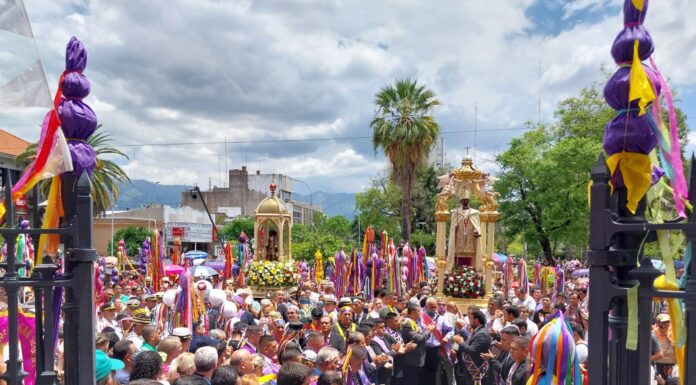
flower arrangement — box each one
[443,266,485,298]
[245,260,300,287]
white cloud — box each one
[0,0,693,196]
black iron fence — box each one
[587,155,696,385]
[0,170,96,385]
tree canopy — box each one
[495,84,689,260]
[107,225,152,257]
[371,78,441,242]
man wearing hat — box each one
[324,295,338,322]
[328,302,356,353]
[126,299,141,316]
[115,312,132,340]
[653,313,676,382]
[96,349,124,385]
[126,309,151,350]
[171,327,192,353]
[142,294,156,317]
[97,302,119,334]
[151,292,167,332]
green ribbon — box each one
[626,284,639,351]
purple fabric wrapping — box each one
[58,36,97,178]
[603,0,660,192]
[611,26,653,63]
[62,72,90,98]
[611,0,651,63]
[65,37,87,72]
[602,112,657,155]
[604,66,660,110]
[622,0,648,25]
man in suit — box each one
[452,309,494,385]
[481,325,520,385]
[401,303,435,385]
[328,304,356,353]
[384,312,414,385]
[507,336,530,385]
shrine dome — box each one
[256,182,289,215]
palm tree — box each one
[16,125,130,215]
[371,78,441,242]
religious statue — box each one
[447,195,482,268]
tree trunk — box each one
[539,236,553,263]
[401,184,411,243]
[399,167,414,243]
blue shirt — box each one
[114,369,130,385]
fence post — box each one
[61,173,96,385]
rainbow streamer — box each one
[646,57,688,217]
[176,266,193,329]
[534,261,542,288]
[503,256,513,299]
[555,267,565,296]
[517,258,529,295]
[334,250,347,298]
[528,314,582,385]
[0,76,73,220]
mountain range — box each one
[114,179,357,219]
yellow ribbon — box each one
[606,151,652,214]
[626,284,638,351]
[629,40,655,115]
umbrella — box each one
[571,269,589,278]
[203,259,225,271]
[164,264,185,275]
[494,253,507,264]
[191,265,219,278]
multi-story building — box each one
[180,166,321,226]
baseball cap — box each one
[656,314,671,323]
[96,350,124,382]
[301,350,317,363]
[100,302,116,312]
[171,327,192,340]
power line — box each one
[110,126,533,148]
[0,126,533,151]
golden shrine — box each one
[253,182,292,261]
[435,156,499,306]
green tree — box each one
[354,172,402,241]
[371,78,441,242]
[107,225,152,257]
[495,83,689,261]
[291,214,354,261]
[16,125,129,215]
[220,217,254,241]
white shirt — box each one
[525,319,538,337]
[126,331,144,349]
[512,295,536,312]
[575,342,588,364]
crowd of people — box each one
[86,266,606,385]
[1,260,681,385]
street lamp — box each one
[189,186,225,251]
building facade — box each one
[180,166,321,226]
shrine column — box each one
[484,212,498,298]
[278,219,284,261]
[253,220,259,259]
[479,215,488,271]
[435,197,450,297]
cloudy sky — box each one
[1,0,695,194]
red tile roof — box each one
[0,129,30,157]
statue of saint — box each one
[446,196,482,269]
